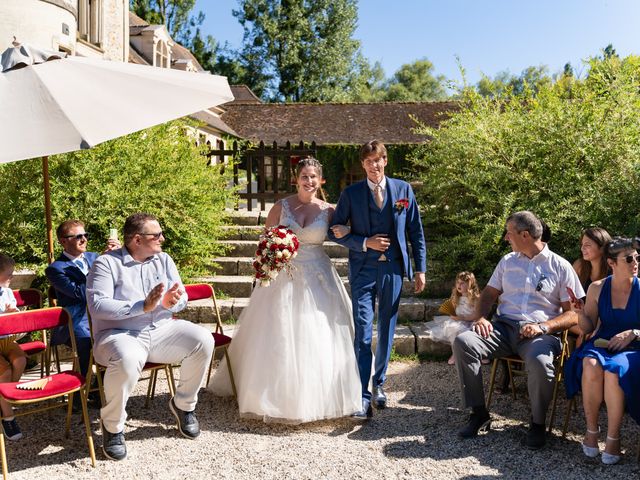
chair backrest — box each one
[0,307,70,337]
[184,283,214,302]
[12,288,43,309]
[184,283,223,333]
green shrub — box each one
[0,120,235,278]
[411,55,640,281]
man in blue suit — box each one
[45,220,119,380]
[329,140,427,418]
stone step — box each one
[178,318,450,359]
[226,209,265,226]
[222,224,435,249]
[208,256,350,276]
[182,296,445,324]
[220,240,348,258]
[198,275,422,298]
[221,226,263,241]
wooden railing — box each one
[209,140,317,211]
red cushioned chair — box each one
[0,307,96,479]
[85,311,175,409]
[12,289,49,377]
[184,284,237,398]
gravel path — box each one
[5,361,640,479]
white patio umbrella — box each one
[0,42,234,262]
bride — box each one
[209,157,361,423]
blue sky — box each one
[194,0,639,85]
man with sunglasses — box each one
[452,211,584,450]
[87,212,214,461]
[46,220,119,384]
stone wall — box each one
[0,0,127,62]
[0,0,76,53]
[101,0,127,61]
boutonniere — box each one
[394,198,409,213]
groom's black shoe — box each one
[372,386,387,409]
[351,399,373,420]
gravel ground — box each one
[5,361,640,480]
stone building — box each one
[1,0,129,61]
[127,12,237,153]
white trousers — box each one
[94,320,214,433]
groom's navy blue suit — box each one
[329,177,426,401]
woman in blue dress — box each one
[565,237,640,465]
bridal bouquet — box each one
[253,225,300,286]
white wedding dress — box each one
[209,198,362,423]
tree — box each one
[383,59,448,101]
[233,0,374,102]
[411,55,640,280]
[349,60,387,102]
[562,62,574,77]
[131,1,221,74]
[476,70,513,98]
[131,0,196,41]
[602,43,618,59]
[476,65,551,98]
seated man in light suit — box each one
[453,211,583,449]
[87,212,214,461]
[45,219,118,380]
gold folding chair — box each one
[486,329,571,433]
[183,283,237,398]
[0,307,96,479]
[85,311,175,409]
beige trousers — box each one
[94,320,214,433]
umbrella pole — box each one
[42,156,54,264]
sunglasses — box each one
[620,254,640,264]
[138,231,164,240]
[536,274,547,292]
[63,233,89,241]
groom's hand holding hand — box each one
[366,234,390,252]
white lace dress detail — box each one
[209,197,361,423]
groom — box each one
[329,140,427,418]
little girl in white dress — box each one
[428,271,480,365]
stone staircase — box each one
[182,209,451,357]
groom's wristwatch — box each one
[539,324,549,335]
[632,329,640,341]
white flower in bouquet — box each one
[253,225,300,287]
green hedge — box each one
[410,54,640,281]
[0,120,235,278]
